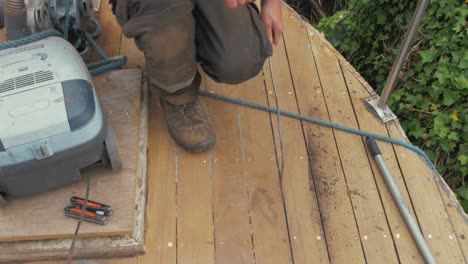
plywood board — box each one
[0,69,148,264]
[0,69,141,241]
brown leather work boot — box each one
[160,98,216,153]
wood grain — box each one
[8,2,468,263]
[281,10,363,264]
[264,19,331,264]
[386,121,466,263]
[176,79,216,264]
[205,79,255,264]
[237,73,293,264]
[0,69,141,241]
[309,32,400,262]
[137,95,178,264]
[341,66,425,263]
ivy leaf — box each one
[447,132,459,141]
[434,114,449,138]
[449,110,459,122]
[434,66,450,86]
[461,200,468,212]
[456,185,468,201]
[454,75,468,88]
[442,90,459,106]
[419,47,438,64]
[459,154,468,166]
[404,118,425,138]
[318,0,467,207]
[429,103,440,112]
[459,50,468,69]
[376,14,386,25]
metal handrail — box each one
[378,0,430,108]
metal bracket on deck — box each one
[365,94,397,123]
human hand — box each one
[224,0,256,9]
[260,0,283,45]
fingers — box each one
[272,22,283,45]
[225,0,251,8]
[225,0,238,8]
[265,23,273,45]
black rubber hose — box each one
[366,137,382,157]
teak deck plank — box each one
[236,74,293,264]
[308,34,400,262]
[205,79,255,264]
[263,26,330,263]
[137,97,178,264]
[281,11,365,264]
[176,94,216,264]
[341,66,424,263]
[4,2,467,264]
[387,121,466,263]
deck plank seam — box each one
[309,30,368,263]
[293,6,466,261]
[306,29,368,263]
[339,62,405,263]
[259,68,297,264]
[432,178,468,262]
[283,4,375,97]
[281,30,332,263]
[261,68,295,262]
[297,4,468,259]
[200,76,219,264]
[208,147,217,264]
[378,121,425,234]
[389,137,458,260]
[385,122,467,261]
[235,86,258,264]
[175,146,179,264]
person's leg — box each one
[114,0,215,152]
[194,1,273,84]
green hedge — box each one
[317,0,467,208]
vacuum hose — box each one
[4,0,30,40]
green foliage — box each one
[455,185,468,211]
[318,1,468,191]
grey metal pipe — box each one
[366,137,435,264]
[4,0,29,40]
[378,0,429,108]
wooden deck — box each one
[1,2,466,264]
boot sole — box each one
[175,137,217,153]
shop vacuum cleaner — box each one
[0,0,121,204]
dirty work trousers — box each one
[114,0,272,104]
